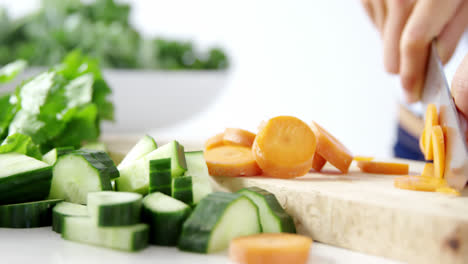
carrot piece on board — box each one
[421,163,434,177]
[310,122,353,173]
[311,153,327,172]
[419,129,426,155]
[204,145,261,177]
[394,175,445,192]
[223,128,256,148]
[205,133,224,150]
[353,156,374,162]
[357,161,409,175]
[229,233,312,264]
[436,186,461,196]
[423,104,438,160]
[252,116,316,178]
[432,125,445,179]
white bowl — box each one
[1,69,229,133]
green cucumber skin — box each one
[96,201,142,227]
[0,199,62,228]
[238,187,296,233]
[52,210,63,233]
[149,158,172,195]
[0,167,52,205]
[131,227,151,251]
[75,150,119,180]
[142,206,192,246]
[52,202,88,233]
[178,192,259,253]
[175,144,187,177]
[172,176,193,205]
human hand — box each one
[452,53,468,121]
[361,0,468,102]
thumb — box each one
[452,53,468,121]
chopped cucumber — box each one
[0,199,62,228]
[48,151,116,204]
[172,176,212,206]
[148,158,172,195]
[142,192,192,246]
[238,187,296,233]
[184,151,210,178]
[178,192,261,253]
[87,191,142,227]
[81,142,107,152]
[52,201,88,233]
[62,217,149,252]
[118,135,158,168]
[42,147,74,165]
[116,141,187,194]
[0,153,53,205]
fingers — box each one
[452,53,468,121]
[361,0,387,33]
[437,1,468,64]
[400,0,462,103]
[361,0,376,25]
[383,0,414,73]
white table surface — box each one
[1,227,400,264]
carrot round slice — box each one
[432,125,445,179]
[423,104,438,160]
[252,116,316,178]
[204,145,261,177]
[436,186,461,196]
[223,128,256,147]
[394,175,445,192]
[421,163,434,177]
[311,153,327,172]
[353,156,374,162]
[205,133,224,150]
[419,129,426,155]
[310,122,353,173]
[357,161,409,175]
[229,233,312,264]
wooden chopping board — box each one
[102,135,468,264]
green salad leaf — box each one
[0,133,42,160]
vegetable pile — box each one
[0,0,229,70]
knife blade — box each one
[420,40,468,190]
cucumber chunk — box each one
[52,201,88,233]
[148,158,172,195]
[238,187,296,233]
[48,151,116,204]
[87,191,142,227]
[0,199,62,228]
[116,141,187,194]
[178,192,261,253]
[118,135,157,168]
[42,147,74,165]
[184,151,210,178]
[142,192,192,246]
[0,153,53,205]
[80,142,107,152]
[62,217,149,252]
[172,176,212,206]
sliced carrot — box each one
[223,128,256,148]
[436,186,461,196]
[421,163,434,177]
[357,161,409,175]
[353,156,374,162]
[419,129,426,155]
[252,116,316,178]
[311,153,327,172]
[204,145,261,177]
[205,133,224,150]
[432,125,445,179]
[229,233,312,264]
[394,175,446,192]
[423,104,438,160]
[310,122,353,173]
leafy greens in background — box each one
[0,50,114,158]
[0,0,229,70]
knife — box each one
[421,40,468,191]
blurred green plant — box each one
[0,0,229,70]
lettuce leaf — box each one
[0,133,42,160]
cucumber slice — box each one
[87,191,142,227]
[172,176,212,206]
[62,217,149,252]
[238,187,296,233]
[178,192,261,253]
[118,135,158,168]
[142,192,192,246]
[149,158,172,195]
[81,142,107,152]
[48,151,116,204]
[42,147,74,165]
[52,202,88,233]
[0,199,62,228]
[0,153,53,205]
[116,141,187,194]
